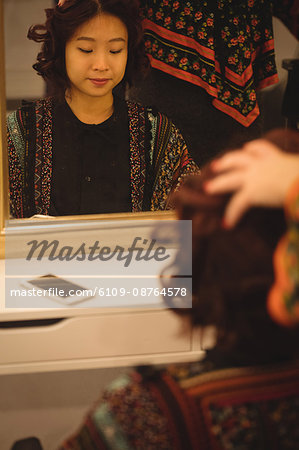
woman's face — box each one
[65,12,128,102]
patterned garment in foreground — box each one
[7,98,198,218]
[140,0,299,127]
[60,361,299,449]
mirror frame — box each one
[0,0,175,260]
[0,0,9,258]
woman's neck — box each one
[65,91,114,124]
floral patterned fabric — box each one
[7,98,198,218]
[268,178,299,327]
[60,361,299,449]
[139,0,299,127]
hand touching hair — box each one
[205,129,299,227]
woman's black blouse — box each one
[50,97,131,215]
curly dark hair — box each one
[168,129,299,364]
[27,0,148,98]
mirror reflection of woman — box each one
[7,0,198,218]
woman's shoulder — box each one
[61,362,219,448]
[95,363,207,417]
[125,100,184,151]
[7,97,54,123]
[24,96,54,111]
[126,99,173,123]
[100,367,165,406]
[61,369,175,448]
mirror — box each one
[1,0,298,257]
[4,0,191,222]
[0,0,178,258]
[0,0,177,260]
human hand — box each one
[58,0,67,6]
[205,139,299,227]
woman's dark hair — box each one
[28,0,148,98]
[170,129,299,364]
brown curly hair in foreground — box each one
[27,0,149,98]
[169,129,299,365]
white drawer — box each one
[0,310,203,373]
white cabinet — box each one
[0,216,203,374]
[0,308,202,374]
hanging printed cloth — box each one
[140,0,298,127]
